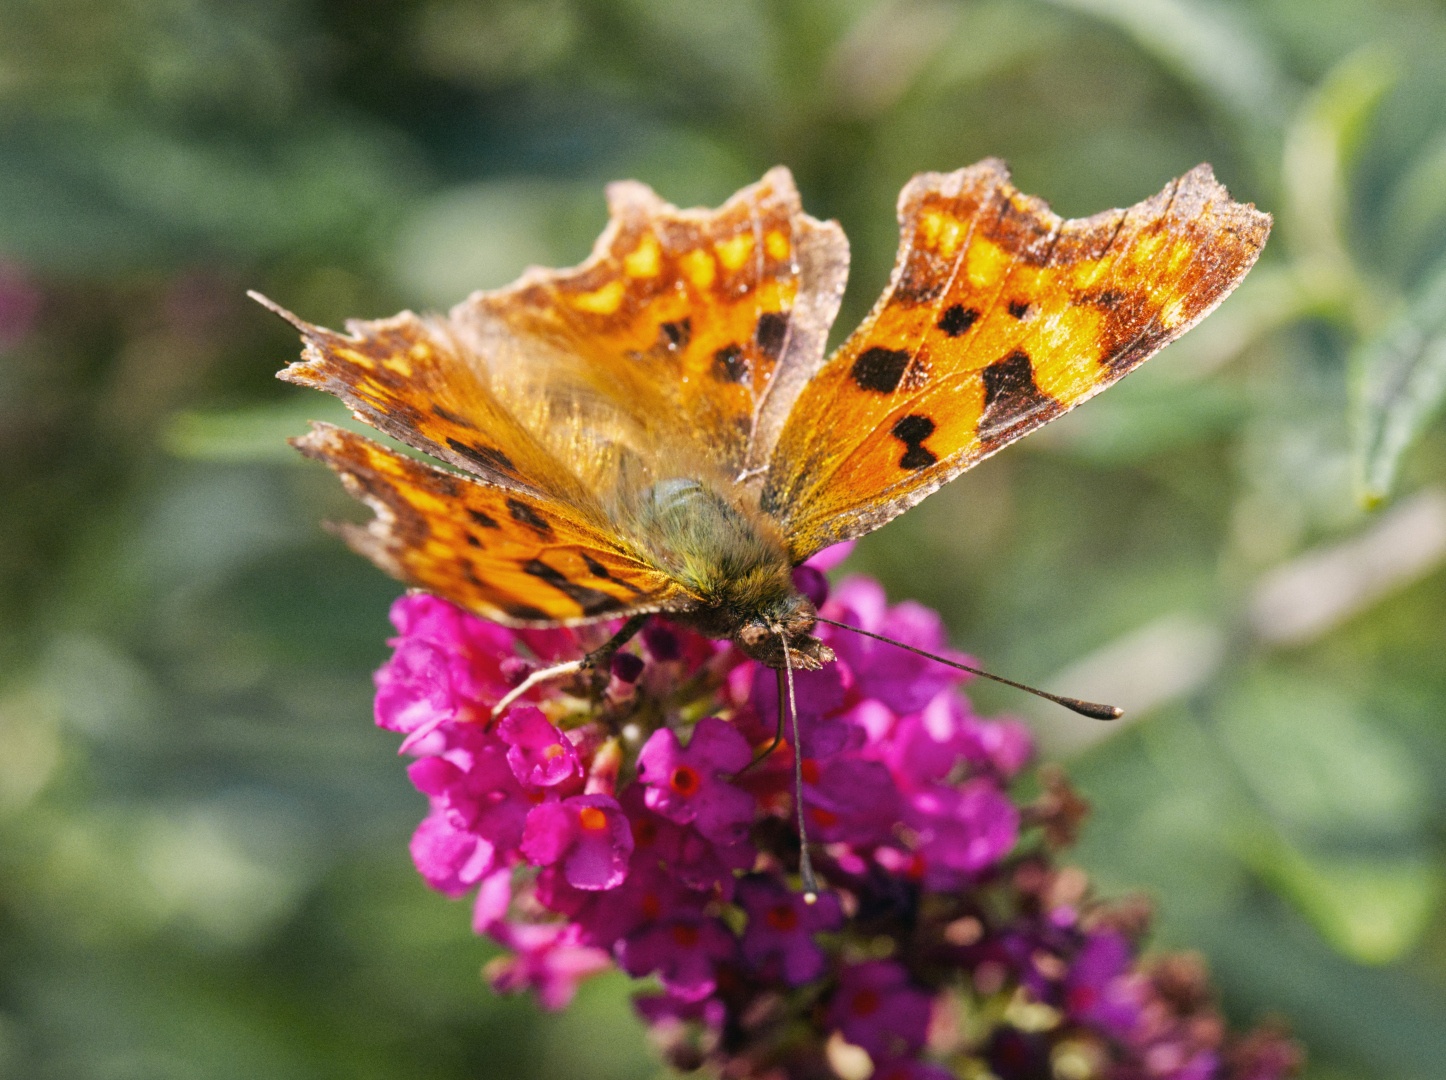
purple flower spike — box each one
[828,960,933,1059]
[610,651,645,683]
[906,777,1019,888]
[1065,931,1143,1039]
[374,636,459,737]
[486,922,612,1011]
[873,1059,956,1080]
[498,705,580,788]
[369,589,1302,1080]
[521,794,634,890]
[792,563,830,607]
[804,754,900,846]
[804,540,856,571]
[620,913,737,1001]
[637,717,755,845]
[827,577,972,714]
[737,875,842,985]
[409,810,497,897]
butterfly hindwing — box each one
[762,160,1271,559]
[294,423,680,626]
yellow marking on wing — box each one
[572,279,626,314]
[336,347,375,370]
[937,216,965,258]
[680,249,716,288]
[919,209,944,249]
[716,233,755,272]
[965,239,1010,288]
[765,229,790,262]
[624,233,661,278]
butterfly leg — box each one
[489,613,650,719]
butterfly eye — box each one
[737,623,771,650]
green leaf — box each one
[1216,672,1427,836]
[1235,828,1442,965]
[1353,254,1446,504]
[1280,44,1398,323]
[1045,0,1293,128]
[164,398,377,464]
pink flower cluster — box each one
[373,558,1301,1079]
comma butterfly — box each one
[256,160,1269,703]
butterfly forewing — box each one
[295,423,681,626]
[457,167,848,487]
[265,168,846,517]
[762,160,1271,560]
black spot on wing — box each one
[938,305,979,337]
[446,438,515,476]
[522,559,626,617]
[1081,289,1126,310]
[581,552,645,595]
[468,508,500,529]
[465,533,482,548]
[711,344,750,384]
[754,311,789,361]
[507,603,550,622]
[851,347,911,393]
[507,498,552,534]
[1007,299,1030,319]
[658,318,691,353]
[978,350,1063,445]
[890,414,938,470]
[432,404,478,430]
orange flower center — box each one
[850,988,881,1017]
[809,806,839,828]
[577,806,609,832]
[765,903,798,932]
[671,923,701,948]
[800,758,821,785]
[669,764,700,796]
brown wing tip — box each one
[249,290,322,335]
[251,291,345,388]
[606,165,803,222]
[1170,163,1273,246]
[897,157,1012,215]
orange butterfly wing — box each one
[265,168,849,628]
[262,167,846,506]
[294,423,681,626]
[763,161,1271,559]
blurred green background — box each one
[2,1,1445,1077]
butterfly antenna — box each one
[811,615,1123,721]
[781,639,820,903]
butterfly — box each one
[256,159,1269,705]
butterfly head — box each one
[733,594,834,672]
